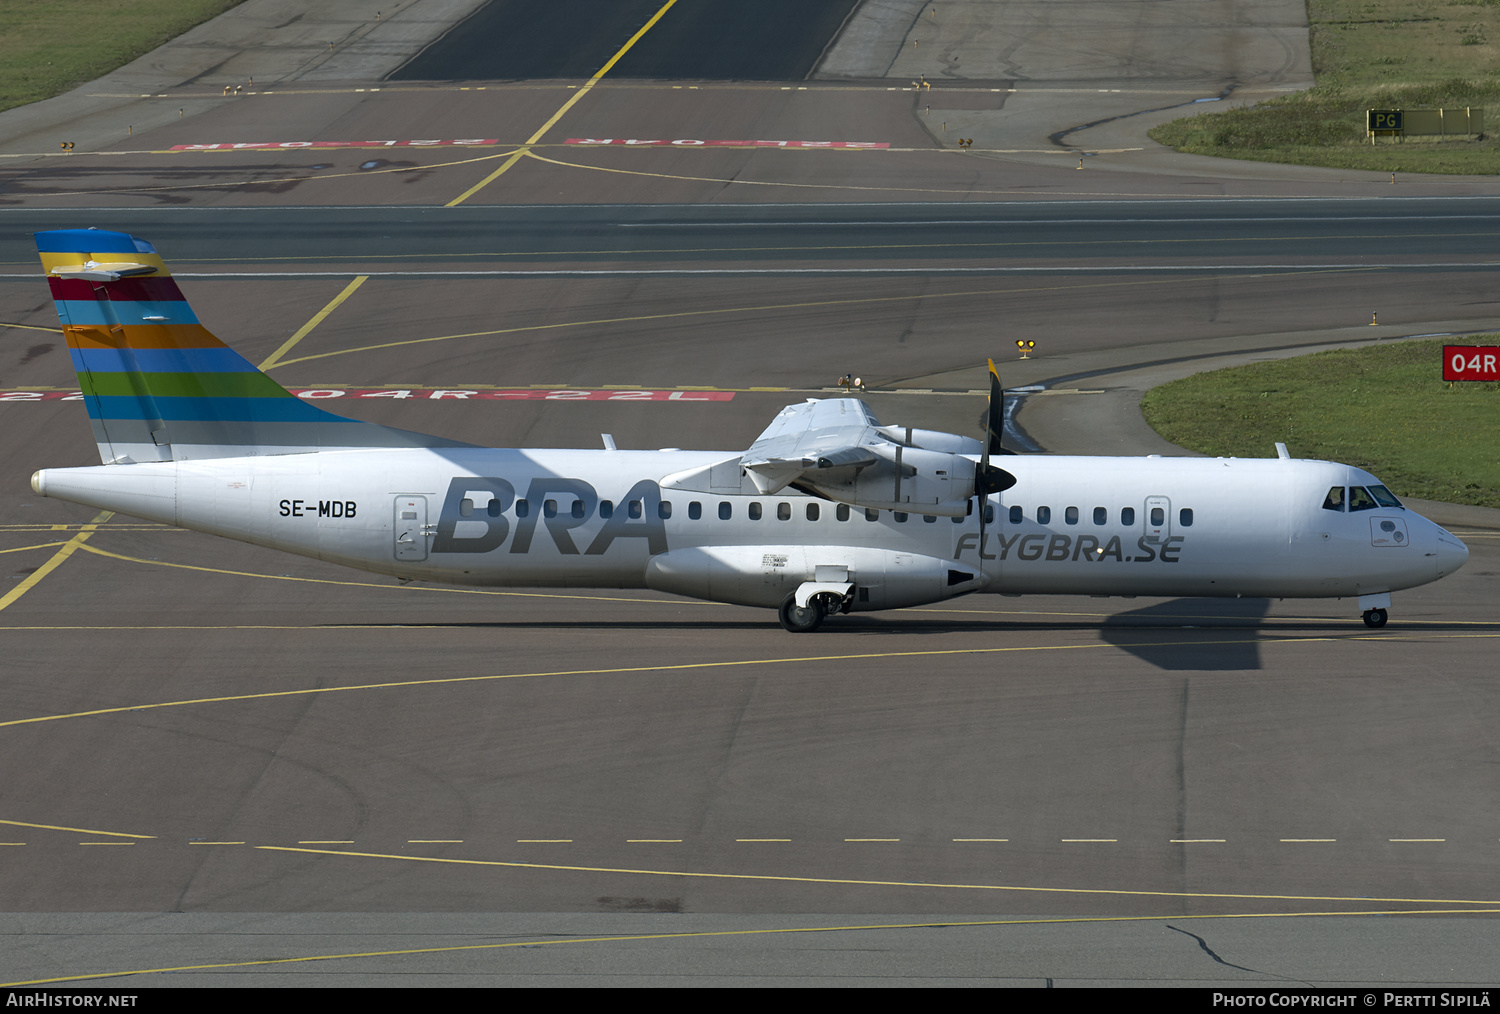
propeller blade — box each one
[985,357,1005,457]
[975,358,1017,555]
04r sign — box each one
[1444,346,1500,381]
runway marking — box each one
[444,0,681,207]
[7,148,526,198]
[70,542,703,605]
[9,908,1498,987]
[171,139,500,151]
[522,148,1175,199]
[77,841,133,846]
[259,275,368,371]
[2,632,1470,731]
[1281,839,1337,843]
[0,818,152,839]
[264,272,1328,369]
[0,510,112,615]
[252,844,1500,907]
[0,542,68,555]
[0,322,61,333]
[565,138,890,148]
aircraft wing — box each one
[738,397,997,516]
[740,399,883,493]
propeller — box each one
[975,358,1017,558]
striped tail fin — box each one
[37,228,468,463]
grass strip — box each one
[0,1,245,115]
[1141,337,1500,508]
[1149,0,1500,174]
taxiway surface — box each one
[2,0,1499,988]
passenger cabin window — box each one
[1094,507,1107,526]
[923,514,936,523]
[628,500,643,519]
[1322,486,1345,512]
[1036,506,1051,525]
[688,501,701,520]
[1121,507,1135,526]
[985,504,997,525]
[571,499,585,519]
[749,502,762,521]
[865,508,879,522]
[807,503,820,521]
[600,500,614,519]
[894,511,908,522]
[515,498,529,518]
[1179,508,1194,527]
[658,501,671,519]
[1065,506,1079,525]
[719,501,732,520]
[1008,505,1022,524]
[543,499,558,518]
[777,502,791,521]
[1150,507,1164,527]
[1348,486,1378,512]
[836,504,850,522]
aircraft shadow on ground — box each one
[1100,597,1271,671]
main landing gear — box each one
[778,595,825,633]
[1362,608,1388,628]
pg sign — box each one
[1443,346,1500,381]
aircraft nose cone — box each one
[1435,532,1469,578]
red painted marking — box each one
[1443,346,1500,381]
[1,389,735,402]
[565,138,889,149]
[169,139,499,151]
[292,389,736,401]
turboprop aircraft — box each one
[28,229,1469,631]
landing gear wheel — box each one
[1362,608,1388,628]
[778,595,825,633]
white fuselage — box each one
[32,448,1469,613]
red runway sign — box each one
[1443,346,1500,382]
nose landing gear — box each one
[1362,608,1388,628]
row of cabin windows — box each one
[991,504,1193,528]
[487,498,1192,527]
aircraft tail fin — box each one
[37,229,468,463]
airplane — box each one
[27,228,1469,631]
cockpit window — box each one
[1368,484,1402,508]
[1348,486,1378,512]
[1322,486,1345,512]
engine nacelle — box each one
[644,544,986,609]
[799,444,976,517]
[874,425,983,455]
